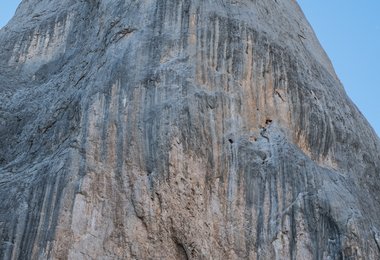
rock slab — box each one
[0,0,380,259]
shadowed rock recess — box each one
[1,0,380,259]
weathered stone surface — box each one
[1,0,379,259]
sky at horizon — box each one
[1,1,379,137]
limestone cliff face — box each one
[1,0,380,259]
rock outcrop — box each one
[1,0,380,259]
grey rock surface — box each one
[1,0,380,259]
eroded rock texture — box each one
[1,0,380,259]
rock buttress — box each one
[0,0,379,259]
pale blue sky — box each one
[297,1,380,137]
[1,1,379,136]
[0,2,19,28]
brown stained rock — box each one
[0,0,379,259]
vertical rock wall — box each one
[1,0,379,259]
